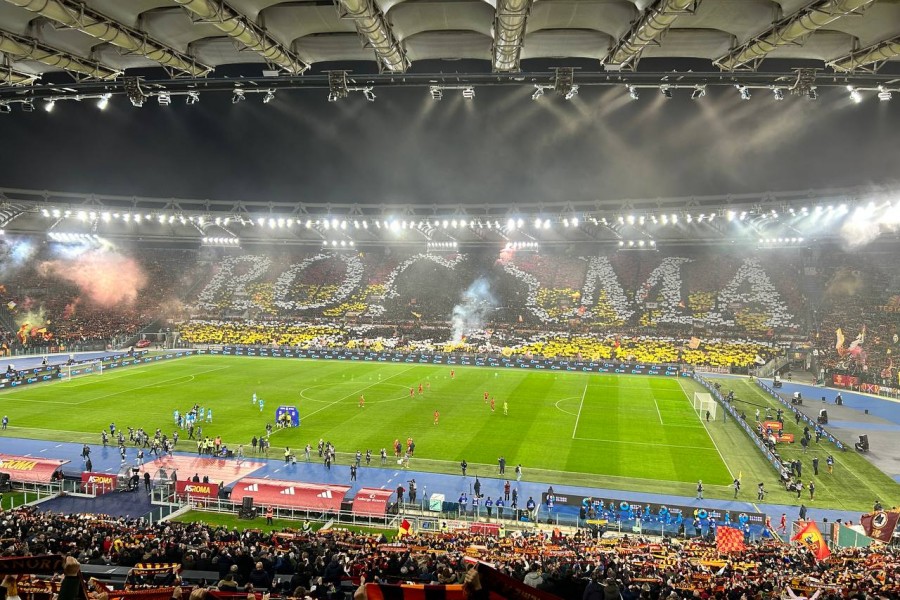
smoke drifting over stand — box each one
[450,277,498,342]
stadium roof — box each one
[2,184,897,248]
[2,0,900,93]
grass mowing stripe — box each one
[300,365,419,422]
[572,436,723,450]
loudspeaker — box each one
[242,496,254,511]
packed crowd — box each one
[3,507,898,599]
[2,244,898,372]
[177,320,780,368]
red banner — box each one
[832,374,860,388]
[81,472,118,494]
[0,454,67,484]
[469,523,501,536]
[176,480,219,498]
[351,488,393,517]
[860,510,900,543]
[762,420,782,431]
[230,478,349,512]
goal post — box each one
[692,392,717,420]
[65,360,103,381]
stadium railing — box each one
[754,379,845,451]
[693,374,786,475]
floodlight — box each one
[773,88,784,101]
[97,94,110,110]
[462,87,475,100]
[263,90,275,104]
[691,87,706,100]
[660,86,672,99]
[44,100,55,112]
[232,89,246,104]
[363,88,375,102]
[628,86,639,100]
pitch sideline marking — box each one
[677,379,735,481]
[76,365,231,405]
[571,383,589,439]
[572,436,720,451]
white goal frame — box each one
[65,360,103,381]
[692,392,717,420]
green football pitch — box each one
[2,355,896,510]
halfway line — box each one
[571,383,589,439]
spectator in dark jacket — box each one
[248,562,272,590]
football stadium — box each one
[0,1,899,598]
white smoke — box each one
[450,277,497,342]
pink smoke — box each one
[63,297,81,319]
[40,250,147,306]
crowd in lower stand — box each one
[3,507,898,599]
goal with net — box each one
[692,392,717,421]
[64,360,103,381]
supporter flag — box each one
[16,323,28,345]
[688,337,702,350]
[860,510,900,543]
[6,301,15,311]
[834,524,875,548]
[791,521,830,561]
[365,584,465,600]
[716,526,746,553]
[411,311,422,319]
[398,518,412,537]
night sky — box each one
[1,83,897,205]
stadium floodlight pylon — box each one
[693,392,717,421]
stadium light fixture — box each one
[504,241,538,251]
[263,89,275,104]
[660,86,672,99]
[462,87,475,100]
[0,104,10,114]
[691,86,706,100]
[531,86,544,101]
[22,100,34,112]
[97,94,111,110]
[201,237,240,246]
[186,92,200,105]
[232,88,246,104]
[772,88,784,101]
[878,87,892,102]
[807,88,817,100]
[628,85,639,100]
[44,100,55,113]
[429,86,443,101]
[158,91,171,106]
[737,86,751,100]
[848,86,862,103]
[363,88,376,102]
